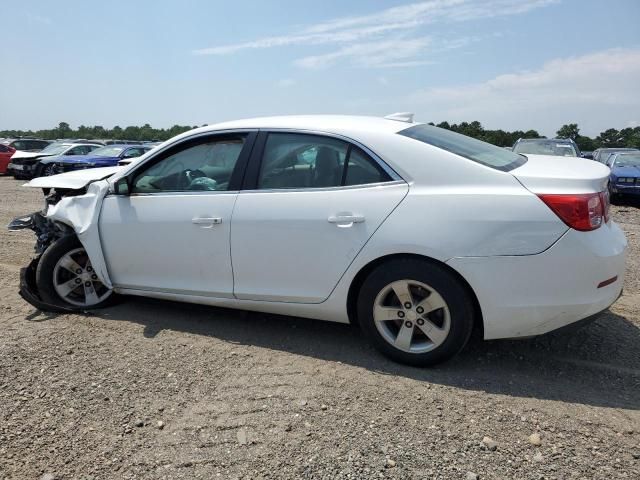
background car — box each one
[512,138,581,157]
[36,144,152,176]
[606,152,640,202]
[581,150,594,159]
[593,147,639,163]
[1,138,51,152]
[8,142,102,179]
[0,144,16,174]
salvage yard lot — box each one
[0,176,638,479]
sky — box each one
[1,0,639,137]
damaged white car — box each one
[9,115,627,366]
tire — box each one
[36,235,115,310]
[42,164,57,177]
[357,258,475,366]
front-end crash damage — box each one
[8,174,114,311]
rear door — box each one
[230,131,408,303]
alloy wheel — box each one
[52,248,112,307]
[372,279,451,354]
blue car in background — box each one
[606,151,640,202]
[36,144,152,177]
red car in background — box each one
[0,144,16,174]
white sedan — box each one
[10,115,627,366]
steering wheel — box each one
[178,169,206,189]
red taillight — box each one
[538,192,607,231]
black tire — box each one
[357,258,475,366]
[42,164,57,177]
[36,235,115,310]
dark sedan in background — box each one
[606,152,640,202]
[36,144,152,176]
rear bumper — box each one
[447,221,627,340]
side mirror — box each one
[113,177,131,195]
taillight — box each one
[538,192,607,231]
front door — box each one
[100,131,255,297]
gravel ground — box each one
[0,176,638,480]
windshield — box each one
[614,154,640,168]
[39,143,70,155]
[513,140,578,157]
[398,124,526,171]
[91,146,125,157]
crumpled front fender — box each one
[46,180,113,289]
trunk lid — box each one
[510,154,610,194]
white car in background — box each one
[9,115,627,366]
[8,142,102,179]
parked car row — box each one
[510,138,639,202]
[0,137,160,179]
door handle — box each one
[192,217,222,226]
[328,214,365,226]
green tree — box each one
[556,123,580,140]
[57,122,71,138]
[595,128,625,148]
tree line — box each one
[428,121,640,150]
[0,122,198,142]
[2,121,640,151]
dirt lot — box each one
[0,176,638,480]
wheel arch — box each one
[346,253,484,337]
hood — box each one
[510,154,610,194]
[11,151,53,160]
[25,166,122,190]
[611,165,640,178]
[42,154,118,165]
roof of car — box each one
[196,115,417,136]
[597,147,637,151]
[517,138,574,143]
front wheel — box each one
[42,164,58,176]
[357,259,475,366]
[36,236,114,310]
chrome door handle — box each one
[192,217,222,226]
[328,214,365,225]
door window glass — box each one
[132,136,245,193]
[344,147,392,186]
[257,133,391,189]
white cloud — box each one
[192,0,556,68]
[276,78,297,88]
[26,13,52,25]
[294,37,432,69]
[404,48,640,136]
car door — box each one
[230,131,408,303]
[99,131,256,297]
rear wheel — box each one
[36,236,114,310]
[357,259,475,366]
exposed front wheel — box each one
[43,164,58,176]
[36,236,114,310]
[357,259,475,366]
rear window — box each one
[398,124,526,172]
